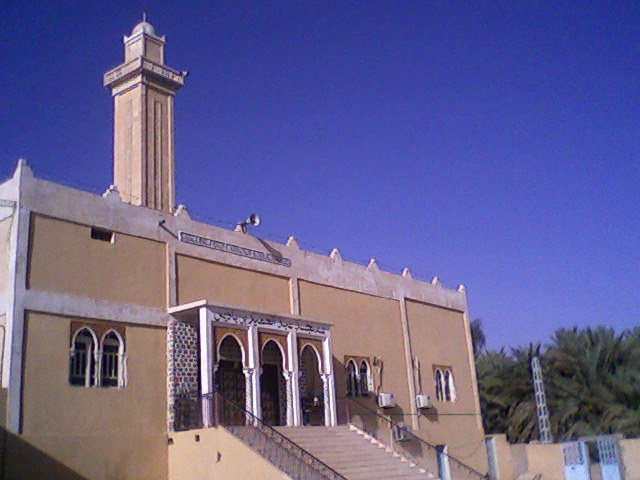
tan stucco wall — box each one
[298,281,409,408]
[176,254,290,314]
[488,434,516,480]
[113,88,141,205]
[27,215,166,307]
[143,87,174,211]
[621,439,640,480]
[298,281,487,474]
[0,215,12,297]
[19,311,167,480]
[524,443,564,480]
[168,427,291,480]
[406,299,487,472]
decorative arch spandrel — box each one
[298,338,324,371]
[215,327,248,366]
[259,333,288,368]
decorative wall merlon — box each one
[12,158,33,182]
[402,267,412,279]
[174,204,190,219]
[286,236,299,249]
[367,258,379,270]
[102,185,122,202]
[14,173,468,312]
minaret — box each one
[104,18,186,212]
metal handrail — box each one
[206,392,348,480]
[342,397,488,480]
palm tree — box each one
[545,326,640,439]
[476,346,538,442]
[475,325,640,442]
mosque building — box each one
[0,19,488,480]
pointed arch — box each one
[217,333,246,367]
[100,329,125,387]
[216,334,247,424]
[300,344,325,426]
[69,327,98,387]
[434,366,455,402]
[260,340,287,426]
[359,359,371,396]
[346,359,358,397]
[300,343,323,374]
[261,339,286,369]
[435,368,444,402]
[444,369,456,402]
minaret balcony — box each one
[103,57,185,92]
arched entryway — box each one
[260,340,286,426]
[216,335,246,424]
[300,345,324,426]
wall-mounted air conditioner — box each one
[394,424,412,442]
[416,394,431,409]
[377,392,395,408]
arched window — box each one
[435,369,444,402]
[359,361,370,396]
[434,367,455,403]
[346,360,358,397]
[70,328,97,387]
[101,331,123,387]
[444,369,455,402]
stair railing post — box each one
[213,391,221,427]
[345,397,351,424]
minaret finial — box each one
[142,11,147,22]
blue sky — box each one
[1,1,638,349]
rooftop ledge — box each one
[1,159,468,313]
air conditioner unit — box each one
[377,392,395,408]
[416,394,431,409]
[394,424,412,442]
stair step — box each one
[341,464,420,474]
[345,470,431,480]
[265,425,435,480]
[327,456,411,468]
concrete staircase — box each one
[274,425,437,480]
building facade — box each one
[0,20,488,480]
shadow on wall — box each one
[0,427,89,480]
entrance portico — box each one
[167,300,336,431]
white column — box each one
[283,370,295,426]
[287,330,301,426]
[248,325,261,420]
[198,307,213,427]
[322,336,337,426]
[243,367,254,424]
[4,195,30,434]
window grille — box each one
[101,332,121,387]
[359,361,369,396]
[346,361,358,397]
[69,325,125,388]
[69,328,96,387]
[434,367,456,403]
[435,369,444,402]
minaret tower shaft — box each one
[104,18,186,212]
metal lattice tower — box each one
[531,355,553,443]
